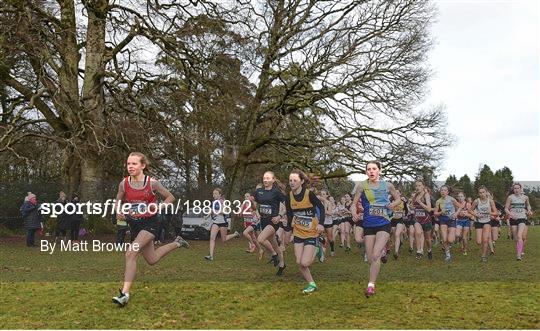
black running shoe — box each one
[393,252,398,260]
[276,265,286,276]
[416,252,423,260]
[381,254,388,264]
[269,254,279,267]
[427,250,433,260]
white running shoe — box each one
[174,236,190,248]
[112,289,129,307]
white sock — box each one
[368,282,375,288]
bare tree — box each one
[221,0,451,197]
[0,0,223,200]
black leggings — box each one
[26,229,37,246]
[70,221,81,241]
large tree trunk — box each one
[80,155,102,201]
[62,147,81,197]
[79,0,108,201]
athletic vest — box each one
[475,198,491,223]
[457,200,470,220]
[123,175,157,219]
[509,194,527,220]
[290,189,319,239]
[211,198,226,223]
[412,192,431,224]
[360,180,390,227]
[436,196,456,221]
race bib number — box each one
[370,205,387,217]
[479,212,490,220]
[294,215,313,228]
[415,209,427,218]
[393,211,404,219]
[511,208,524,214]
[259,204,272,215]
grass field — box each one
[1,227,539,329]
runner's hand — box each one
[271,216,280,224]
[116,213,126,221]
[316,224,324,234]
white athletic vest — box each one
[509,194,527,220]
[475,198,491,223]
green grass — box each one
[1,227,539,329]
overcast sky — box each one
[427,0,539,181]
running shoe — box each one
[204,255,214,261]
[415,252,423,260]
[112,289,129,307]
[345,246,351,252]
[381,254,388,264]
[363,253,368,262]
[463,251,468,256]
[408,247,413,254]
[365,286,375,298]
[427,250,433,260]
[233,231,240,239]
[516,255,522,261]
[303,283,317,294]
[330,251,336,257]
[393,252,398,260]
[173,236,190,249]
[268,254,279,267]
[444,252,451,262]
[276,265,286,276]
[481,256,487,263]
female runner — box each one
[112,152,189,307]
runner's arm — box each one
[470,199,479,218]
[151,179,175,204]
[386,183,401,209]
[452,198,463,217]
[504,196,511,216]
[489,200,498,217]
[115,181,125,220]
[526,196,533,216]
[309,191,325,225]
[351,183,363,220]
